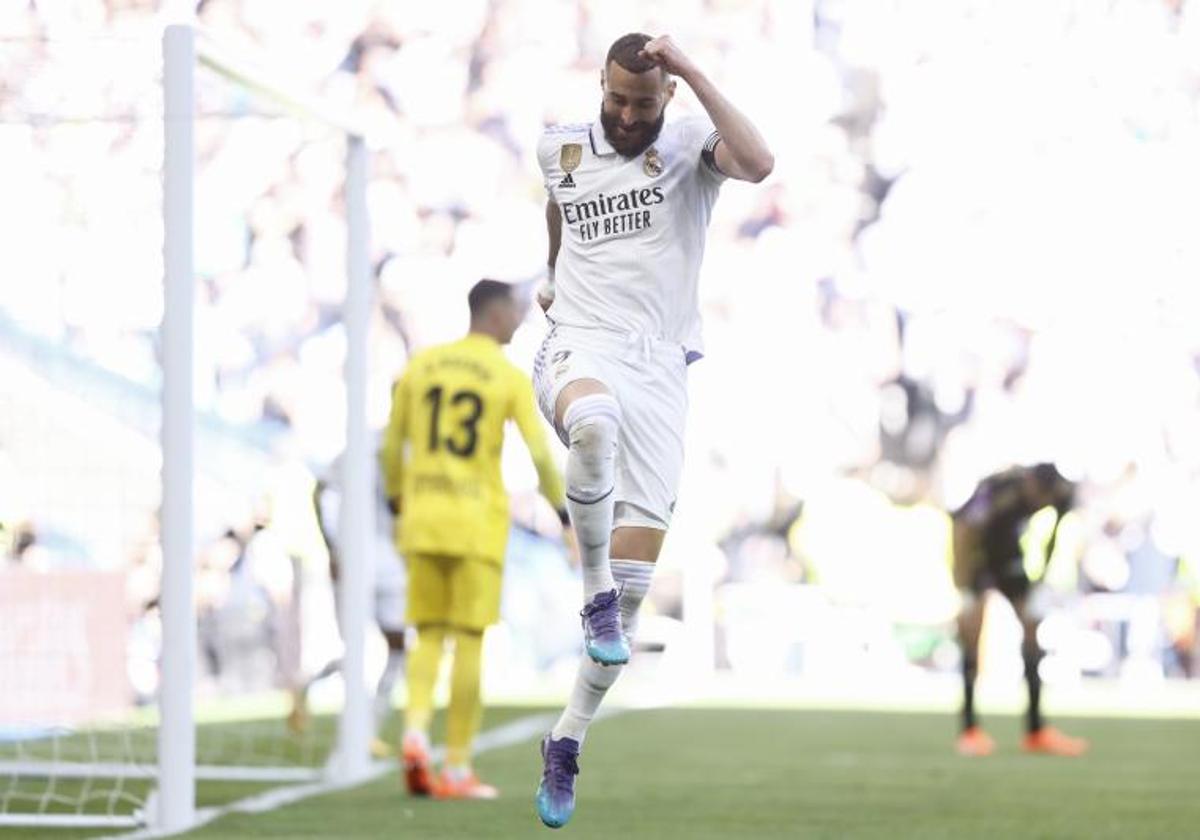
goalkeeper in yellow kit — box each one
[382,279,569,800]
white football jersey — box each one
[537,116,725,356]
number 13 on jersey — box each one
[381,332,567,563]
[424,386,484,458]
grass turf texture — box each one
[169,708,1197,840]
[0,706,534,840]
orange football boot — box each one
[401,732,435,796]
[432,769,499,801]
[1022,726,1089,757]
[956,726,996,757]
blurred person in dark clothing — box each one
[951,463,1088,757]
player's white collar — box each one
[589,120,617,156]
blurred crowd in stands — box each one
[2,0,1199,694]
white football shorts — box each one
[533,323,688,531]
[371,533,406,633]
[329,532,407,634]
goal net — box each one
[0,10,381,830]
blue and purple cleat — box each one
[536,735,581,829]
[581,588,630,666]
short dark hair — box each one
[1031,462,1064,489]
[468,278,513,317]
[606,33,659,75]
[1031,462,1075,508]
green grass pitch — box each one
[3,707,1196,839]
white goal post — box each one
[159,21,376,832]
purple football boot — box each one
[536,735,580,828]
[581,588,630,666]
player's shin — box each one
[551,558,653,743]
[405,626,444,739]
[552,656,622,743]
[445,630,484,769]
[563,394,622,598]
[402,625,443,795]
[961,652,978,731]
[1023,638,1045,733]
[611,558,653,638]
[374,648,405,734]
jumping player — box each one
[531,32,773,828]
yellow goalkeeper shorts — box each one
[405,553,502,632]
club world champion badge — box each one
[560,143,582,174]
[643,146,664,177]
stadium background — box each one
[2,0,1200,835]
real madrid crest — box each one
[643,146,664,178]
[559,143,582,174]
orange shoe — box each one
[401,732,434,796]
[432,769,499,801]
[1022,726,1089,757]
[956,726,996,757]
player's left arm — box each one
[950,516,983,588]
[1043,481,1078,568]
[539,199,562,312]
[641,35,774,183]
[1038,494,1079,580]
[510,373,569,525]
[380,375,408,515]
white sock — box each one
[403,728,429,750]
[551,655,621,743]
[564,397,621,598]
[608,559,654,639]
[374,649,405,735]
[552,559,654,743]
[443,764,471,781]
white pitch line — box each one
[0,761,322,783]
[96,710,568,840]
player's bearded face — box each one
[600,65,670,158]
[600,103,665,158]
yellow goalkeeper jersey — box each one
[381,332,566,565]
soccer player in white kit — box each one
[289,439,408,756]
[533,33,773,828]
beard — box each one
[599,106,666,159]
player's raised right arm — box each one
[640,35,773,183]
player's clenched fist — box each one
[638,35,697,79]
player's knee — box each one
[564,393,621,444]
[564,394,621,504]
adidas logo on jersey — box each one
[558,172,577,189]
